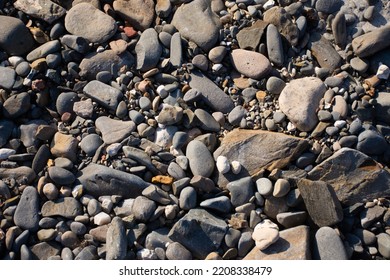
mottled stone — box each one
[113,0,155,31]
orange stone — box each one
[151,175,174,185]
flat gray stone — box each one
[65,3,117,44]
[106,217,127,260]
[308,148,390,206]
[135,28,162,72]
[276,211,307,228]
[26,40,61,62]
[41,197,83,219]
[122,146,159,175]
[352,25,390,58]
[14,0,66,24]
[298,179,343,227]
[95,116,135,144]
[83,81,123,112]
[77,163,150,198]
[48,166,75,185]
[80,134,103,156]
[227,177,254,207]
[170,32,182,67]
[194,109,220,132]
[332,12,347,48]
[132,196,156,222]
[316,0,342,14]
[56,91,78,116]
[0,166,36,185]
[186,140,215,178]
[313,226,348,260]
[171,0,221,51]
[79,50,134,81]
[266,24,284,67]
[0,67,16,90]
[168,209,228,259]
[0,15,34,55]
[357,129,388,156]
[0,120,15,147]
[189,71,234,114]
[166,242,192,260]
[14,186,40,232]
[200,196,232,213]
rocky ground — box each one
[0,0,390,260]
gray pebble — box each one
[228,105,246,126]
[168,162,186,180]
[227,177,254,207]
[136,28,162,72]
[106,217,127,260]
[170,32,182,67]
[14,186,40,232]
[70,222,87,236]
[166,242,192,260]
[238,231,254,257]
[186,140,215,178]
[194,108,221,132]
[276,211,307,228]
[87,199,102,216]
[179,186,197,210]
[132,196,157,221]
[172,131,188,149]
[200,196,232,213]
[357,130,387,156]
[313,226,348,260]
[377,233,390,259]
[295,152,316,169]
[80,134,103,157]
[96,71,113,84]
[192,54,209,71]
[48,166,75,185]
[256,178,274,196]
[208,46,227,64]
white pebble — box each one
[263,0,275,10]
[156,85,168,98]
[253,227,279,250]
[334,120,346,129]
[216,156,230,174]
[101,198,113,213]
[377,63,390,80]
[230,160,242,174]
[137,248,158,260]
[287,122,296,132]
[212,64,223,72]
[93,212,111,225]
[96,46,105,53]
[176,155,188,170]
[0,148,16,160]
[255,219,279,230]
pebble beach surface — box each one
[0,0,390,260]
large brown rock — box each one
[236,20,268,51]
[310,33,342,72]
[113,0,155,31]
[308,148,390,206]
[213,129,309,189]
[298,179,343,227]
[244,225,310,260]
[352,25,390,58]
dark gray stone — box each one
[313,226,348,260]
[80,134,103,156]
[266,24,284,67]
[56,91,78,115]
[352,25,390,58]
[310,33,342,72]
[77,163,151,198]
[200,196,232,213]
[168,209,228,259]
[360,206,386,229]
[166,242,192,260]
[194,108,221,132]
[0,166,36,184]
[135,28,162,72]
[48,166,75,185]
[14,0,66,24]
[0,67,16,90]
[2,92,30,119]
[74,245,98,260]
[26,40,61,62]
[113,0,154,31]
[60,34,90,54]
[226,177,254,207]
[238,231,254,257]
[225,228,241,248]
[228,106,246,126]
[83,81,123,112]
[122,146,159,175]
[0,15,34,55]
[186,140,215,178]
[14,186,40,232]
[0,120,15,147]
[179,187,197,210]
[106,217,127,260]
[298,179,343,227]
[132,196,156,222]
[30,242,61,260]
[276,211,307,228]
[315,0,342,14]
[41,197,83,219]
[357,130,387,156]
[236,20,268,51]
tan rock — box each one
[230,49,271,80]
[50,132,79,162]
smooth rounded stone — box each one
[170,32,182,67]
[79,50,134,81]
[61,231,79,249]
[171,0,220,51]
[65,3,117,44]
[159,31,172,48]
[14,0,65,23]
[273,179,290,197]
[252,226,279,251]
[216,155,230,174]
[230,49,271,80]
[376,92,390,124]
[315,0,342,14]
[31,145,50,173]
[0,148,16,160]
[179,186,197,211]
[0,120,15,147]
[132,196,156,222]
[93,211,111,226]
[15,61,31,77]
[69,222,87,236]
[96,71,112,84]
[339,135,358,148]
[48,166,75,185]
[87,199,102,216]
[83,80,123,112]
[43,183,59,200]
[230,161,242,175]
[265,119,277,131]
[276,211,307,228]
[0,180,11,200]
[53,158,73,171]
[60,34,90,54]
[256,178,274,196]
[172,131,188,150]
[225,228,241,248]
[357,130,387,156]
[377,233,390,259]
[352,25,390,58]
[313,226,348,260]
[42,197,83,219]
[113,0,154,31]
[228,106,246,126]
[241,87,257,103]
[227,177,254,207]
[266,76,286,95]
[106,217,127,260]
[157,105,183,125]
[56,91,78,116]
[192,54,209,71]
[166,242,192,260]
[95,116,135,144]
[142,185,171,205]
[186,140,215,178]
[194,108,221,132]
[61,247,74,260]
[128,110,144,125]
[26,40,61,62]
[208,46,227,64]
[37,229,57,242]
[183,89,201,104]
[0,67,16,90]
[139,96,152,111]
[166,162,185,180]
[135,28,162,72]
[325,126,339,136]
[317,110,333,121]
[353,229,377,246]
[295,152,316,169]
[0,16,34,55]
[266,24,284,67]
[238,231,255,257]
[14,186,40,232]
[80,134,103,157]
[200,196,232,213]
[279,77,326,132]
[350,57,369,73]
[264,196,289,219]
[0,166,36,185]
[331,11,347,48]
[74,245,98,260]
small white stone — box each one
[334,120,346,129]
[212,63,223,72]
[156,85,168,98]
[43,183,59,200]
[176,155,188,170]
[254,227,279,250]
[96,46,105,53]
[0,148,16,160]
[106,143,122,157]
[377,63,390,80]
[8,56,24,67]
[263,0,275,10]
[231,160,242,174]
[216,156,230,174]
[287,122,296,132]
[101,198,113,213]
[255,219,279,230]
[273,178,290,198]
[137,248,158,260]
[93,212,111,225]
